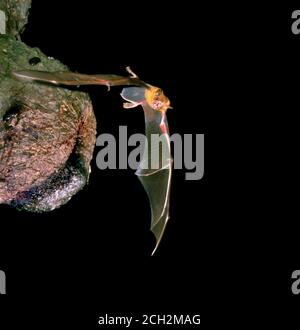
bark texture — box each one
[0,3,97,212]
[0,0,32,39]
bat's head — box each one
[122,68,171,111]
[121,86,171,113]
[145,87,171,113]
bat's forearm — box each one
[12,70,148,88]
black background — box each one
[0,0,209,326]
[1,1,299,328]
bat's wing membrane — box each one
[12,67,172,255]
[121,87,173,255]
[12,70,148,88]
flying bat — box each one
[12,67,173,255]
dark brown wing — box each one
[12,70,148,88]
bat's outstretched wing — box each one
[121,87,173,255]
[12,67,148,89]
[12,66,173,255]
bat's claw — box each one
[123,101,140,109]
[126,66,139,79]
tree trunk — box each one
[0,1,97,212]
[0,0,32,39]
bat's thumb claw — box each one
[123,102,139,109]
[126,66,139,79]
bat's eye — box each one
[29,57,41,66]
[155,89,162,97]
